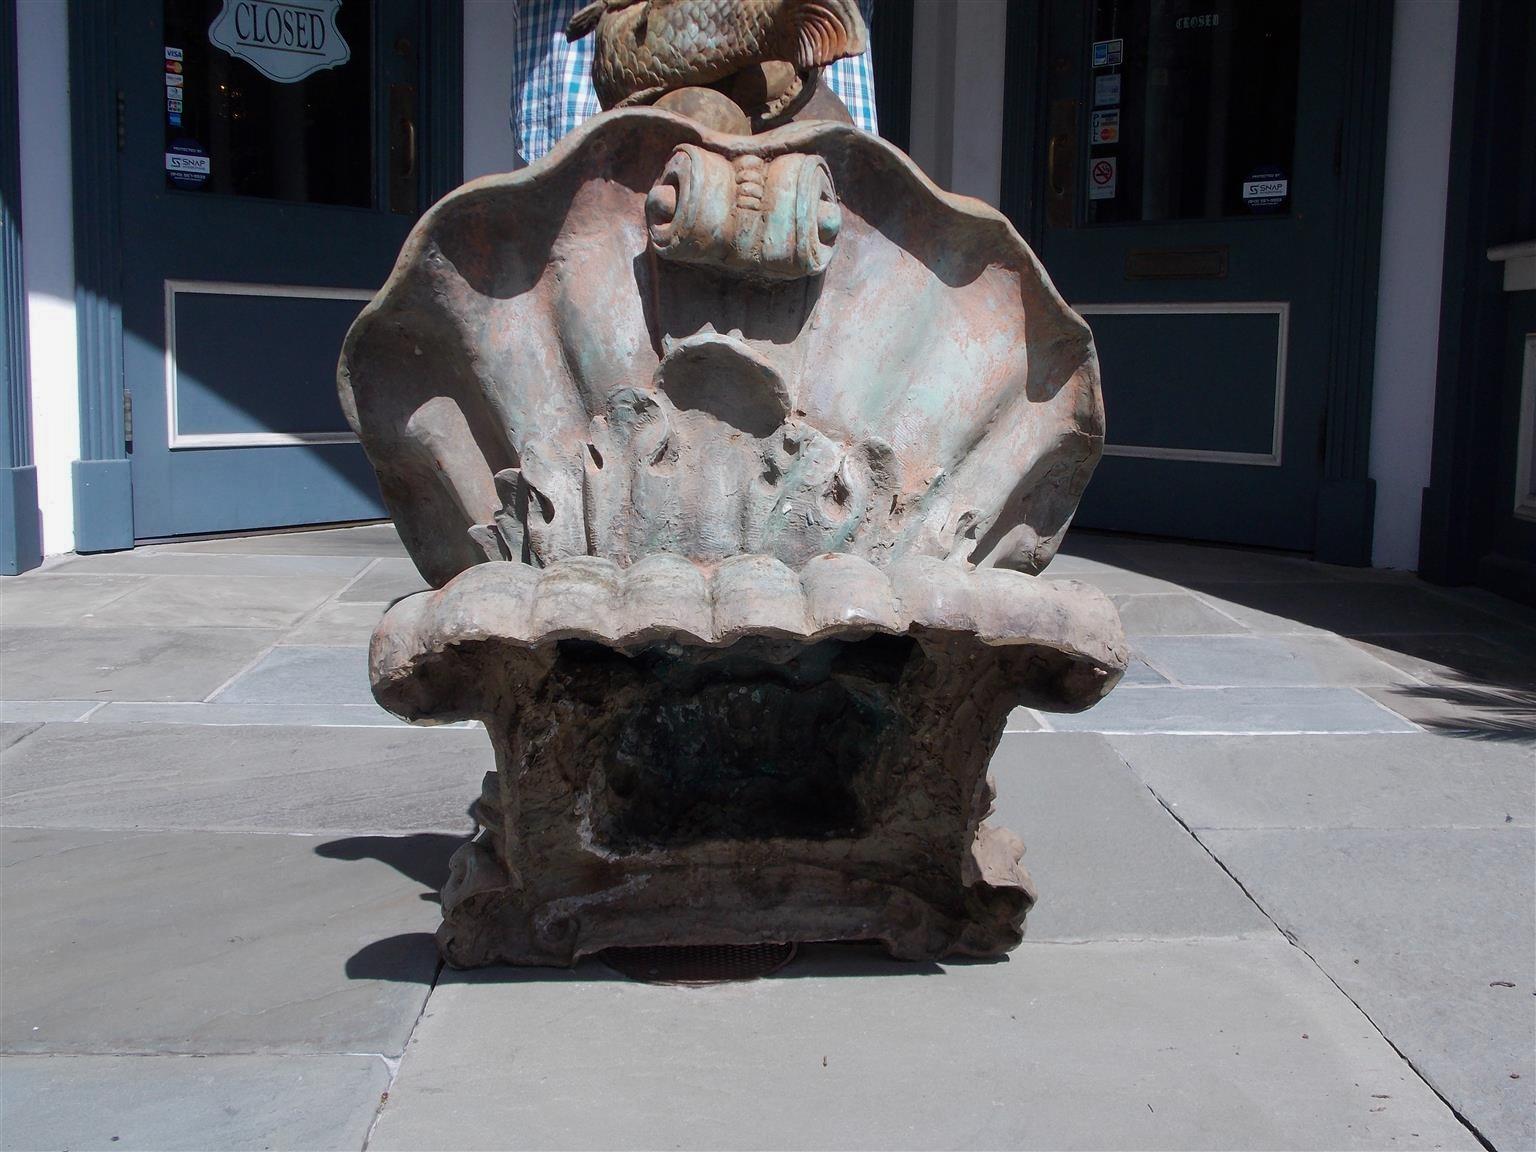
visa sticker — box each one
[164,46,184,61]
[1092,38,1124,67]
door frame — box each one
[998,0,1394,565]
[1419,0,1536,603]
[66,0,463,551]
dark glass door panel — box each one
[162,0,374,206]
[1085,0,1301,224]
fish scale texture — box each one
[588,0,864,107]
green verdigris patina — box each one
[338,37,1124,967]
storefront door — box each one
[117,0,439,539]
[1021,0,1349,551]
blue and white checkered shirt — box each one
[510,0,880,166]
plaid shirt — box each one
[510,0,880,165]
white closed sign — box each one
[208,0,350,84]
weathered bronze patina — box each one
[339,33,1124,968]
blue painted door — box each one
[1034,0,1344,551]
[118,0,431,538]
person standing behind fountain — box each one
[509,0,880,166]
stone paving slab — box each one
[77,575,348,629]
[0,723,489,834]
[278,600,386,645]
[1108,593,1248,636]
[1111,734,1536,830]
[214,646,378,708]
[1,827,441,1055]
[338,558,430,604]
[44,552,372,579]
[1348,633,1536,691]
[1358,684,1536,743]
[0,627,281,702]
[156,523,411,557]
[85,701,420,727]
[1191,581,1519,636]
[990,734,1269,941]
[1105,540,1373,585]
[0,700,102,722]
[1003,707,1043,732]
[0,573,147,624]
[1199,828,1535,1152]
[0,1053,388,1152]
[1181,590,1328,636]
[1135,634,1419,688]
[1045,568,1185,595]
[369,939,1473,1151]
[1047,686,1418,734]
[0,722,39,751]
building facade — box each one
[2,0,1532,603]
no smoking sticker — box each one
[1089,156,1117,200]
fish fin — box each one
[565,0,607,41]
[790,0,868,68]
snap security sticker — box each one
[165,139,210,188]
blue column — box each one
[68,0,133,552]
[1,0,42,574]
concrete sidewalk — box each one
[0,525,1531,1150]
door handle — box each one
[388,84,419,215]
[1048,134,1069,197]
[1046,99,1078,229]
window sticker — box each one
[1089,156,1117,200]
[1091,38,1124,67]
[1094,74,1121,107]
[165,45,184,127]
[1091,109,1120,145]
[207,0,351,84]
[1242,167,1289,212]
[165,138,210,189]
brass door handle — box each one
[1048,134,1069,197]
[1045,99,1078,229]
[388,83,419,215]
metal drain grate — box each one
[598,941,798,984]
